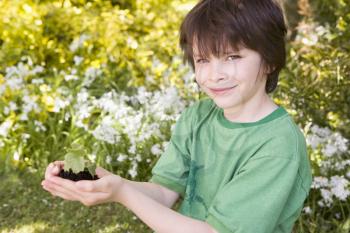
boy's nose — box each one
[209,62,227,82]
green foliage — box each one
[275,0,350,137]
[64,142,96,175]
[0,0,349,232]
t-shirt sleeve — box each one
[149,107,194,197]
[206,156,300,233]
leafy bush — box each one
[0,0,349,232]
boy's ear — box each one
[265,64,275,75]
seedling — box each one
[59,142,98,181]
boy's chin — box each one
[212,98,245,111]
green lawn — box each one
[2,169,348,233]
[0,169,152,233]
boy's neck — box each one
[222,92,278,123]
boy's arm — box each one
[118,180,218,233]
[43,163,218,233]
[125,180,180,208]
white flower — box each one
[128,144,136,154]
[315,25,327,36]
[88,153,96,162]
[73,56,84,66]
[34,120,46,132]
[320,189,333,206]
[3,107,10,115]
[64,112,71,121]
[106,155,112,164]
[19,113,29,121]
[83,67,101,87]
[6,76,24,90]
[0,120,12,137]
[329,176,350,201]
[333,132,348,153]
[296,23,319,46]
[31,78,44,85]
[5,62,29,80]
[117,154,127,162]
[64,74,79,81]
[69,34,90,52]
[312,176,329,189]
[77,89,89,103]
[22,94,40,115]
[301,34,318,46]
[303,206,312,214]
[151,144,163,156]
[92,121,120,144]
[128,161,138,178]
[317,200,324,207]
[52,97,70,113]
[135,154,142,162]
[0,85,5,95]
[128,169,137,178]
[9,101,17,111]
[322,144,337,157]
[95,92,119,113]
[31,65,44,74]
[13,151,20,161]
[136,87,152,105]
[76,104,91,119]
[127,37,138,49]
[21,133,30,143]
[310,125,331,138]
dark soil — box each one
[59,168,99,181]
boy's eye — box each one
[195,58,209,63]
[227,55,241,61]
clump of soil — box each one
[59,168,98,181]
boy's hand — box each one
[45,161,64,179]
[41,162,125,206]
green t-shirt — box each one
[150,99,312,233]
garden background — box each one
[0,0,349,232]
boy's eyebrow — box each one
[223,49,240,54]
[193,53,206,57]
[193,51,240,57]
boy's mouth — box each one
[208,85,238,95]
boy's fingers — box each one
[43,179,109,206]
[48,175,78,193]
[45,163,54,179]
[42,181,79,201]
[53,161,65,168]
[45,161,64,179]
[76,179,107,192]
[95,167,111,178]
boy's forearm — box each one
[125,180,174,207]
[117,181,217,233]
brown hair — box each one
[179,0,287,93]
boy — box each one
[42,0,312,232]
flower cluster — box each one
[305,124,350,209]
[0,53,192,179]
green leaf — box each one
[86,162,96,176]
[64,152,85,174]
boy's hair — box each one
[179,0,287,93]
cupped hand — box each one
[41,162,125,206]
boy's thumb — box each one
[95,167,111,178]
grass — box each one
[0,169,152,233]
[1,168,349,233]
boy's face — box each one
[193,45,268,113]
